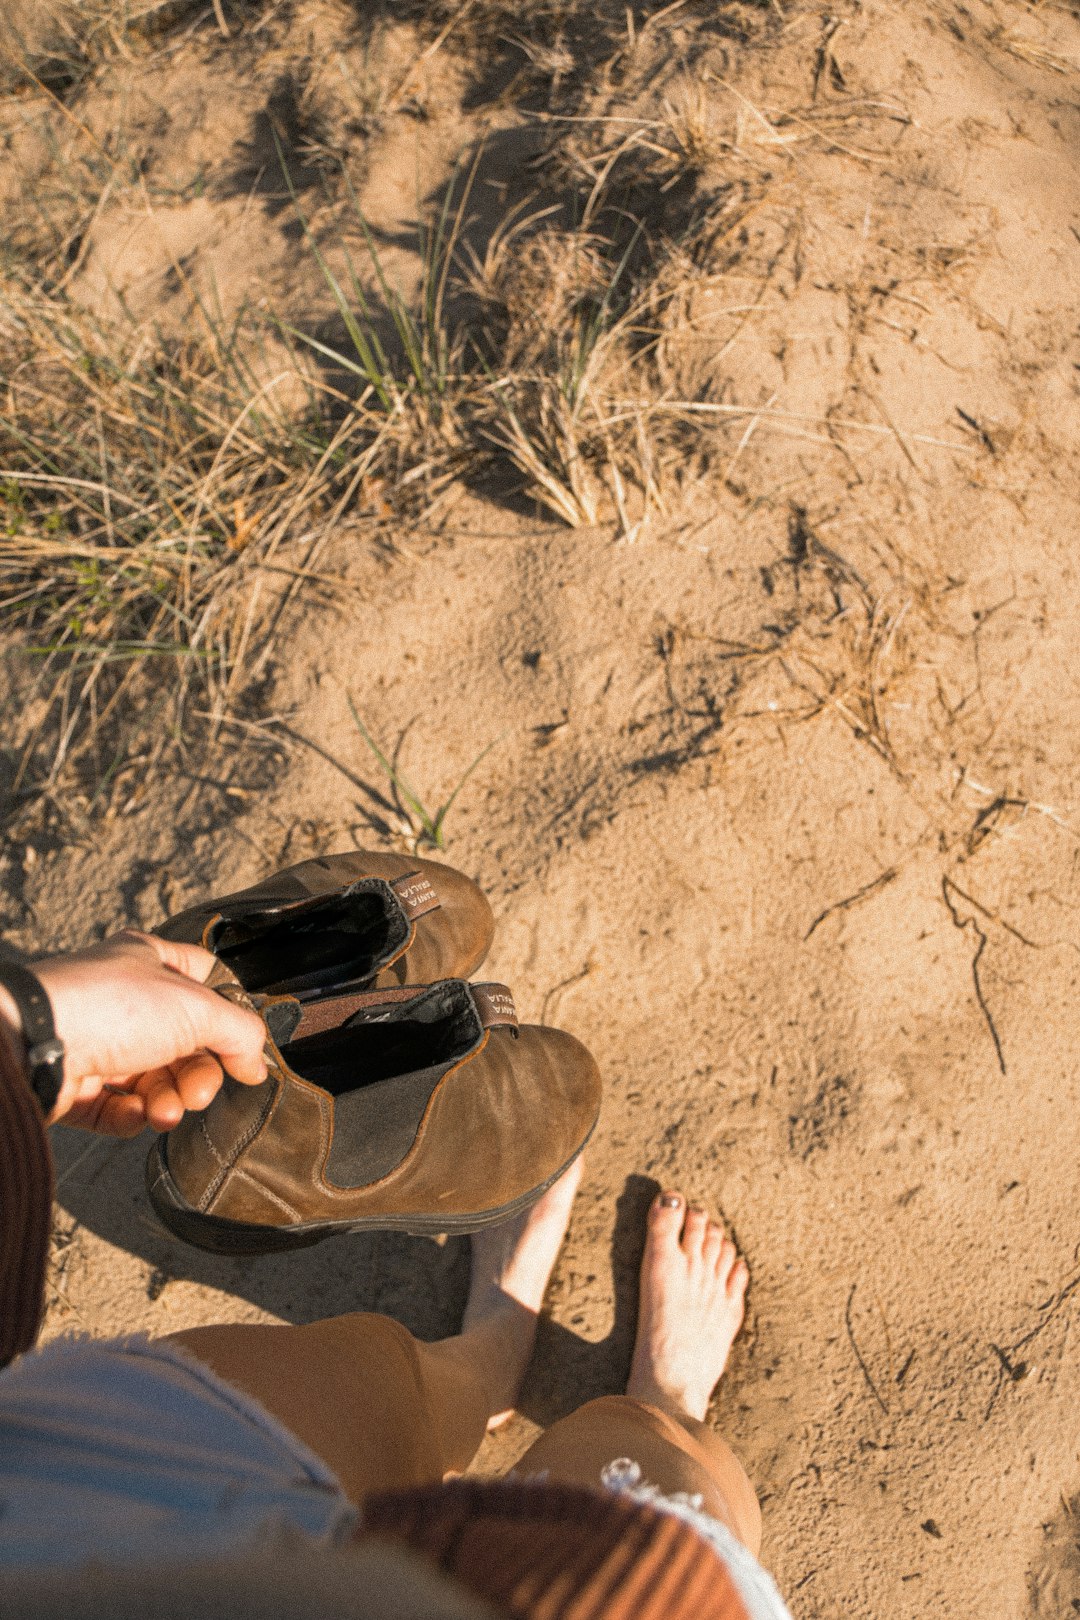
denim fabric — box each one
[0,1334,356,1570]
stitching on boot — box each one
[198,1115,228,1169]
[229,1166,301,1222]
[199,1084,277,1212]
[311,1095,330,1189]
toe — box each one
[681,1205,709,1256]
[703,1220,725,1266]
[728,1257,750,1300]
[716,1238,737,1284]
[647,1191,686,1253]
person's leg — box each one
[514,1191,762,1555]
[164,1310,480,1502]
[422,1153,584,1438]
[163,1158,583,1505]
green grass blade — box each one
[271,130,393,409]
[347,694,437,840]
[271,318,385,397]
[433,731,504,843]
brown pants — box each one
[167,1313,761,1556]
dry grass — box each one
[0,274,382,810]
[990,24,1077,73]
[0,0,946,827]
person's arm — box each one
[0,1014,53,1366]
[0,930,269,1365]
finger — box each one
[48,1068,109,1126]
[63,1090,147,1138]
[183,985,268,1086]
[137,1067,187,1132]
[172,1050,225,1113]
[92,1091,150,1138]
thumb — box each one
[186,982,269,1086]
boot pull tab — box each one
[390,872,441,919]
[471,983,518,1034]
[206,954,256,1009]
[291,983,425,1039]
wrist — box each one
[0,982,22,1038]
[0,962,67,1118]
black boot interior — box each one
[280,984,482,1095]
[212,889,406,996]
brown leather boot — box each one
[145,964,601,1254]
[157,851,494,997]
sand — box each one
[4,1,1080,1615]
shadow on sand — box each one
[53,1126,656,1431]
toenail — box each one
[659,1193,682,1209]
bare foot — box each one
[626,1191,749,1423]
[461,1156,583,1427]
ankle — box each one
[460,1298,536,1372]
[447,1307,537,1431]
[462,1283,538,1340]
[626,1370,706,1426]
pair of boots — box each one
[146,852,602,1254]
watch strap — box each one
[0,963,65,1114]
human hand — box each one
[0,931,268,1136]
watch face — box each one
[29,1037,64,1067]
[28,1039,65,1110]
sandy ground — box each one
[5,1,1080,1615]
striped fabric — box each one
[0,1023,51,1368]
[364,1477,753,1620]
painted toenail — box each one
[659,1193,682,1208]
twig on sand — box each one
[940,874,1039,949]
[940,875,1006,1075]
[985,1269,1080,1420]
[387,0,476,109]
[845,1283,889,1414]
[804,866,898,940]
[540,962,593,1026]
[869,391,919,472]
[53,1136,109,1190]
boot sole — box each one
[145,1124,595,1256]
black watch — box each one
[0,962,65,1114]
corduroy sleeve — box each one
[362,1479,768,1620]
[0,1017,52,1366]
